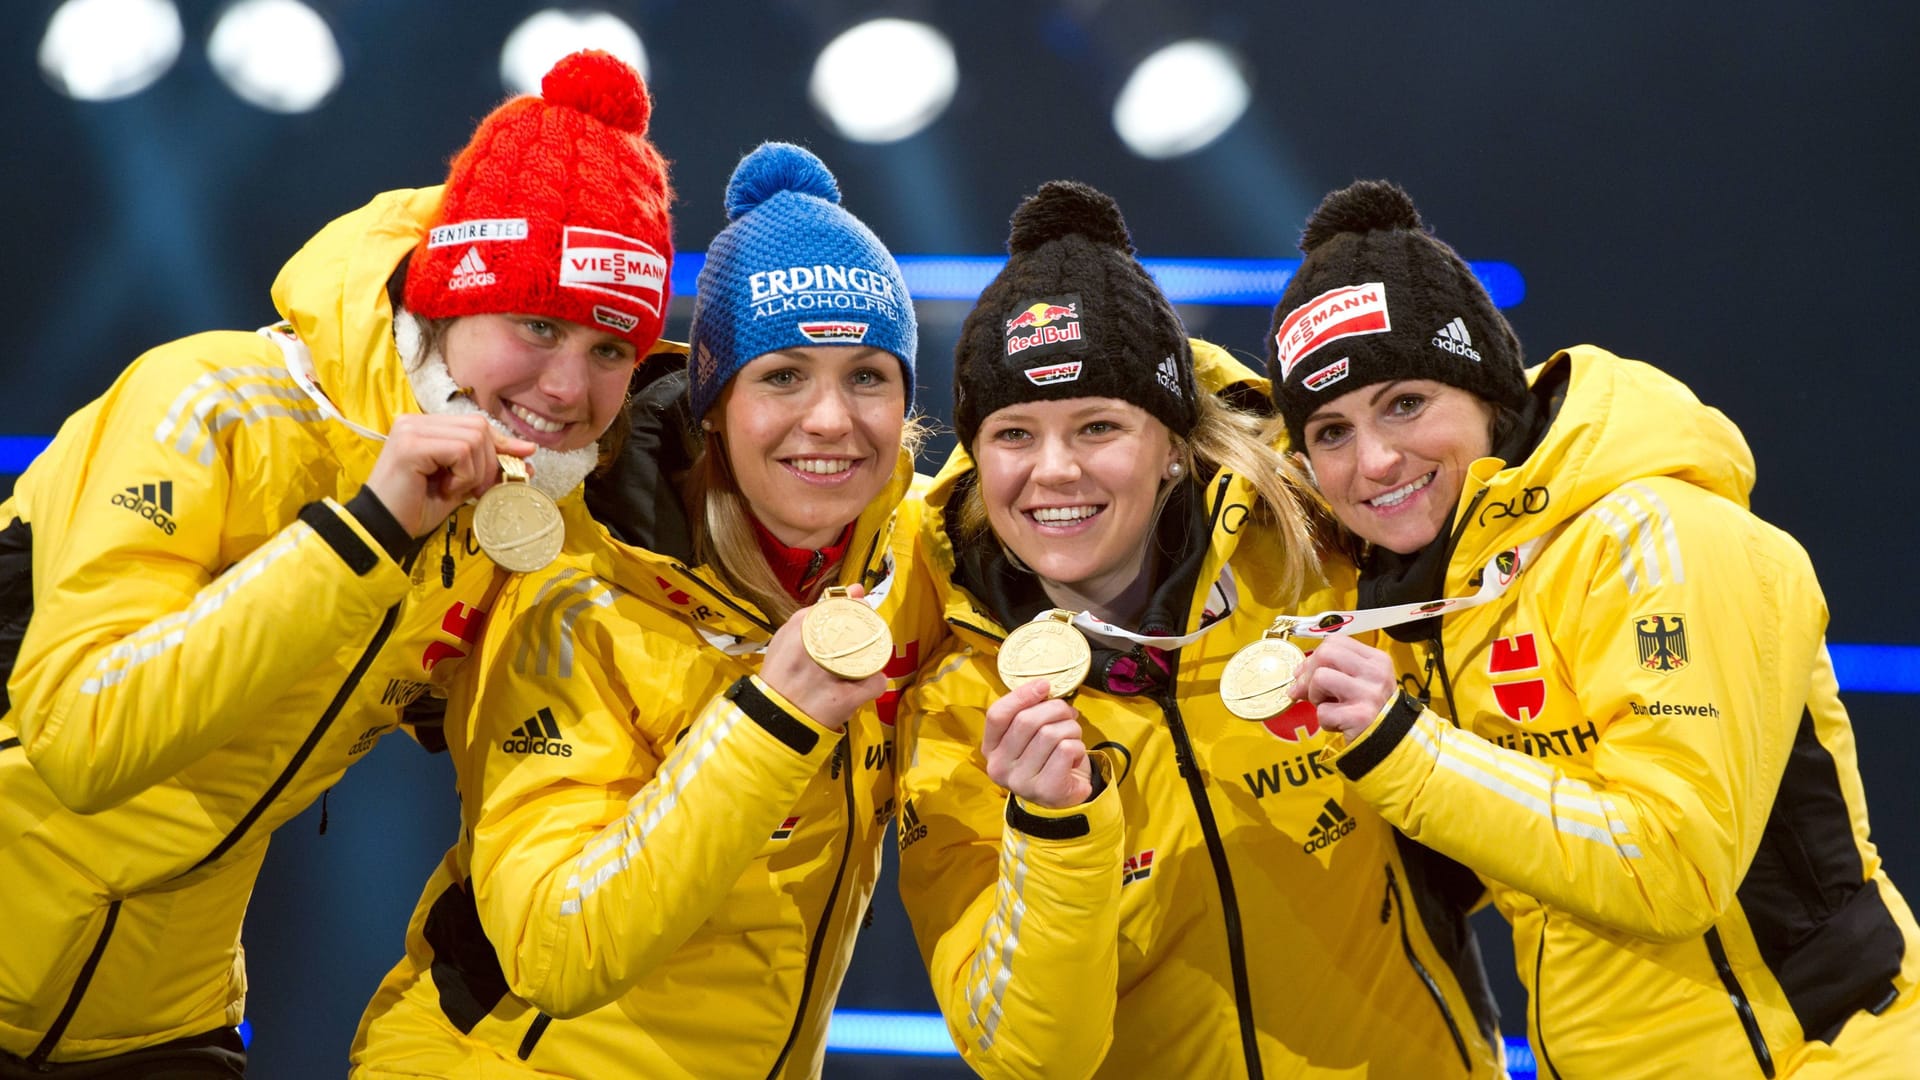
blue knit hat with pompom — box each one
[687,142,917,418]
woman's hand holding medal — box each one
[984,677,1094,810]
[762,584,891,732]
[1284,635,1400,739]
[367,414,537,538]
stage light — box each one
[810,18,957,144]
[1112,39,1250,159]
[38,0,183,102]
[501,9,647,96]
[207,0,342,113]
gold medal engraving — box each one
[473,455,563,574]
[803,587,895,679]
[997,609,1092,699]
[1221,632,1307,720]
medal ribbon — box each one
[1017,565,1240,649]
[1273,533,1552,640]
[263,323,389,442]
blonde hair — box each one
[959,392,1327,605]
[687,412,932,624]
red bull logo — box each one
[1006,302,1076,331]
[1004,294,1086,358]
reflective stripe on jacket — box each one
[0,187,504,1062]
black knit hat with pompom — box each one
[1267,179,1528,449]
[953,180,1198,449]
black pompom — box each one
[1008,180,1134,255]
[1299,179,1424,254]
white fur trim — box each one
[400,314,600,500]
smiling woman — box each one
[347,141,951,1080]
[1268,179,1920,1076]
[893,179,1506,1078]
[1299,378,1496,556]
[0,48,674,1077]
[714,344,907,550]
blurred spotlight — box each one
[1112,39,1250,159]
[500,9,648,96]
[207,0,343,113]
[810,18,957,144]
[38,0,183,102]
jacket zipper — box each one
[31,551,419,1057]
[1381,865,1470,1070]
[1704,927,1777,1077]
[516,1012,553,1060]
[669,561,776,635]
[1160,693,1264,1080]
[765,738,855,1079]
[189,571,411,874]
[26,900,122,1067]
[1531,918,1562,1080]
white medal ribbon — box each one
[1273,533,1551,640]
[262,323,388,443]
[1020,565,1241,650]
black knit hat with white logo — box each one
[953,181,1198,450]
[1267,179,1528,449]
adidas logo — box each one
[501,707,572,757]
[1431,316,1482,361]
[110,481,177,535]
[1302,798,1356,853]
[1155,354,1182,395]
[896,797,928,851]
[448,246,496,291]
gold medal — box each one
[1220,629,1307,720]
[997,609,1092,699]
[473,455,563,574]
[803,587,895,679]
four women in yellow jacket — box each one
[0,51,672,1077]
[1272,179,1920,1076]
[348,142,944,1078]
[893,180,1504,1078]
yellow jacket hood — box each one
[270,186,443,434]
[1449,344,1756,585]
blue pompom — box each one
[724,142,841,222]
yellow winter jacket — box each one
[1328,346,1920,1077]
[896,341,1504,1079]
[0,188,506,1064]
[349,358,947,1079]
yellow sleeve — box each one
[895,648,1123,1080]
[1331,486,1818,940]
[9,342,409,812]
[461,586,840,1018]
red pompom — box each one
[542,49,650,134]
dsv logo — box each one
[1477,486,1549,527]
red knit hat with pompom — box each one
[404,50,673,353]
